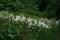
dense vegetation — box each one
[0,0,60,19]
[0,0,60,40]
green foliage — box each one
[0,0,60,40]
[0,0,60,19]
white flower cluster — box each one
[0,11,58,29]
